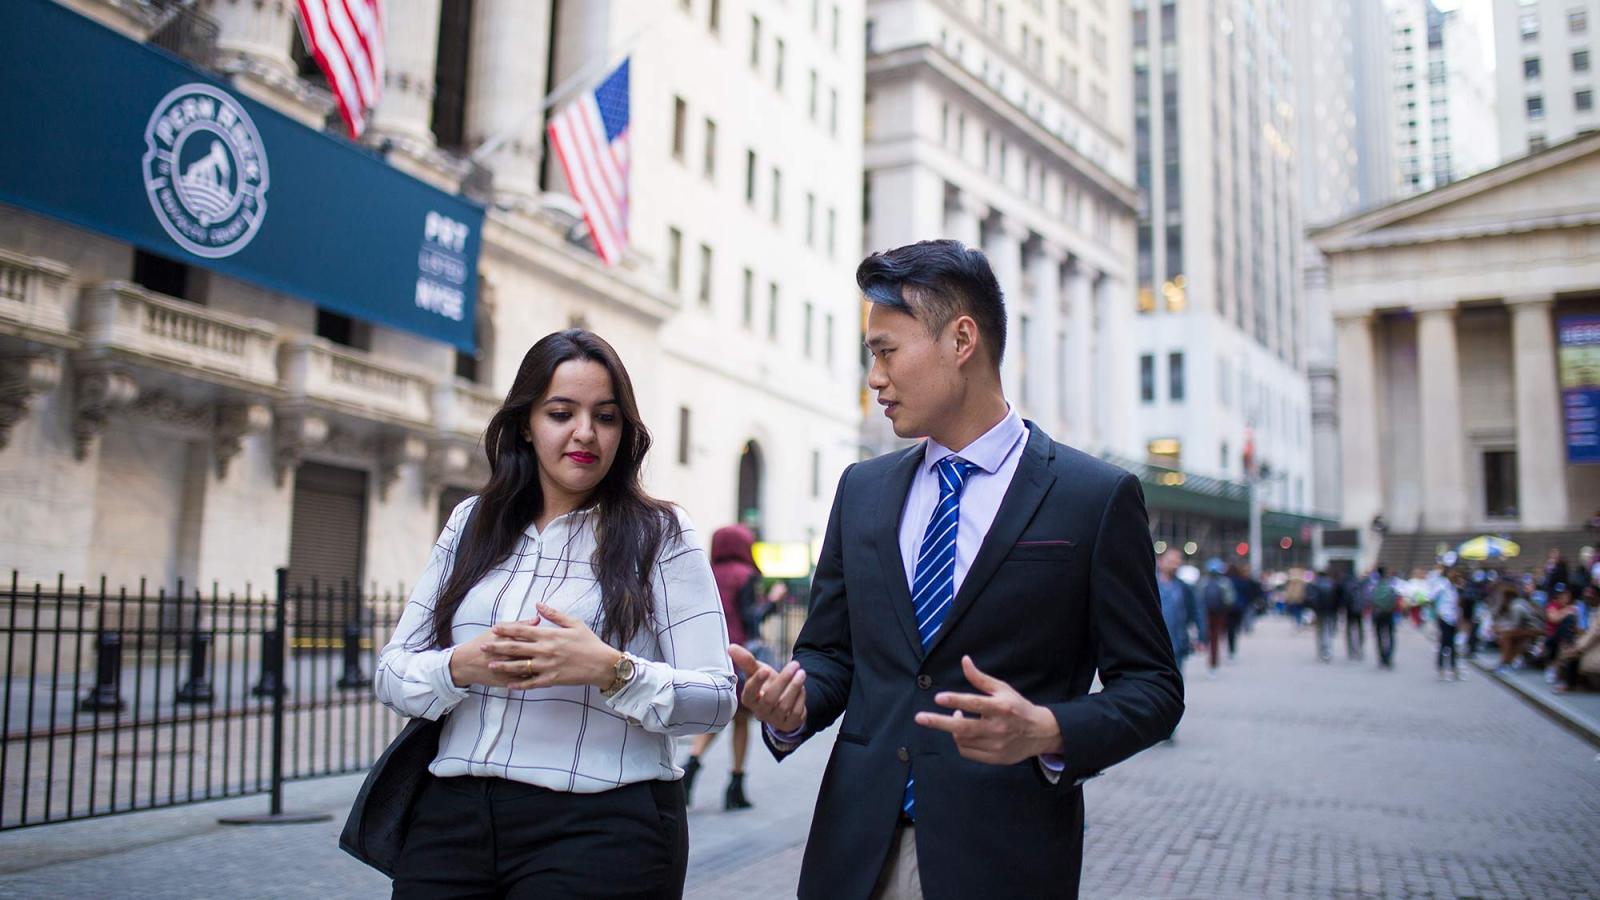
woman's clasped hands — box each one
[448,602,624,691]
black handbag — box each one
[338,715,445,877]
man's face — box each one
[864,302,963,440]
[1158,550,1181,577]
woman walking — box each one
[682,524,772,809]
[375,330,735,899]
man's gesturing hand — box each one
[914,655,1064,765]
[728,645,807,734]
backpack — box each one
[1202,578,1228,613]
[1371,581,1397,614]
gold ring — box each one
[524,659,534,677]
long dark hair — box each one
[423,329,677,650]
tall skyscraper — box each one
[1130,0,1314,537]
[1389,0,1499,194]
[1495,0,1600,158]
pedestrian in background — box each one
[1157,549,1206,687]
[1344,567,1368,661]
[374,330,735,898]
[1492,581,1547,672]
[1201,559,1237,677]
[1430,565,1463,682]
[1310,570,1339,663]
[1541,547,1569,594]
[1370,567,1399,669]
[1285,567,1308,631]
[682,524,776,811]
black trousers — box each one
[1438,621,1458,671]
[1345,609,1365,658]
[1373,612,1396,667]
[392,774,688,899]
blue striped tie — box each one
[903,456,978,820]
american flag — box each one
[548,59,631,265]
[294,0,385,139]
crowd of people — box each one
[1155,545,1600,695]
[1268,548,1600,692]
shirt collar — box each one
[923,406,1027,475]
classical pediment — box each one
[1311,133,1600,251]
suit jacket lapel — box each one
[924,423,1058,658]
[874,444,928,660]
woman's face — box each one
[524,359,624,509]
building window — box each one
[741,267,754,328]
[1220,442,1229,471]
[1521,12,1539,41]
[430,0,473,152]
[678,406,692,465]
[805,192,817,246]
[745,149,757,204]
[698,243,713,306]
[132,249,193,301]
[709,0,721,33]
[829,88,839,136]
[1575,49,1592,73]
[316,308,370,350]
[1140,354,1155,403]
[825,312,836,366]
[831,4,841,51]
[1570,8,1588,34]
[672,96,688,160]
[775,38,786,91]
[667,227,683,291]
[1484,450,1518,517]
[1168,351,1185,402]
[1530,133,1548,151]
[827,208,837,257]
[771,167,782,223]
[803,301,815,357]
[768,282,780,340]
[1525,56,1541,79]
[750,16,762,68]
[809,70,819,120]
[1579,89,1596,112]
[702,118,716,178]
[1527,94,1545,119]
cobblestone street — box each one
[1,616,1597,898]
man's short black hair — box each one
[856,240,1006,367]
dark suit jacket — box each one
[768,423,1184,900]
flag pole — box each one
[469,16,660,165]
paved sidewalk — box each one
[3,617,1599,898]
[1468,652,1600,748]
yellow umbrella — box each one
[1457,535,1521,560]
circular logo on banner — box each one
[141,83,270,259]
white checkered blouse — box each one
[375,497,736,793]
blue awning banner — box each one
[0,0,481,351]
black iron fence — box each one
[0,569,812,831]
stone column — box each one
[1335,314,1384,540]
[465,0,553,202]
[1096,273,1132,457]
[1508,294,1570,528]
[368,0,444,146]
[984,218,1026,403]
[944,191,985,248]
[868,167,946,252]
[207,0,297,81]
[1415,304,1469,529]
[1065,259,1097,450]
[1027,240,1065,434]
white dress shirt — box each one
[897,407,1029,594]
[376,497,736,793]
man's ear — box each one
[950,315,981,368]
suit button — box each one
[917,675,933,690]
[897,747,910,763]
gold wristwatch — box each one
[601,653,636,698]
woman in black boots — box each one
[682,525,774,809]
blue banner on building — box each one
[0,0,480,351]
[1559,316,1600,464]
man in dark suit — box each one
[728,240,1184,899]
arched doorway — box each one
[737,440,764,538]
